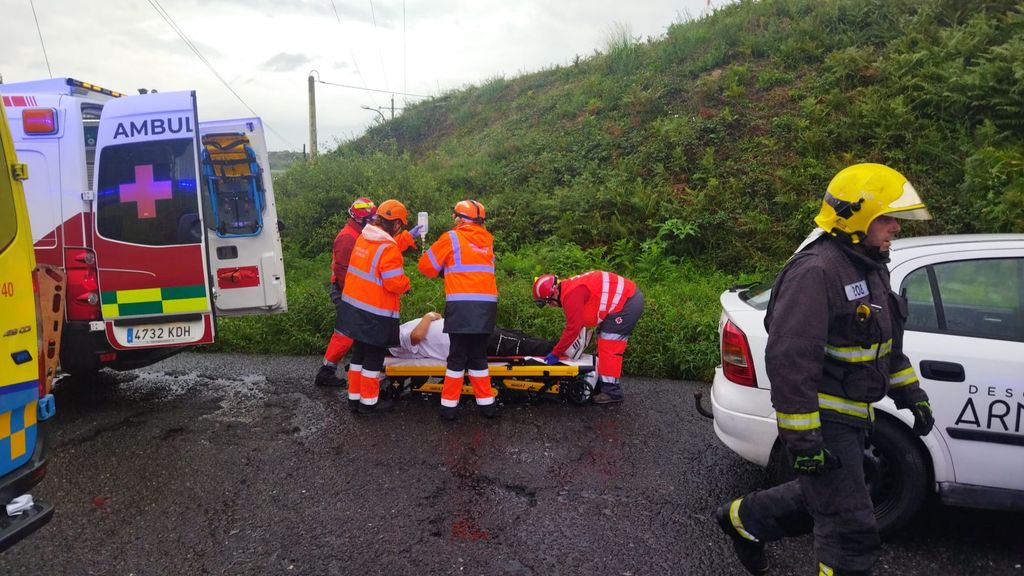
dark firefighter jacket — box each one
[765,234,928,455]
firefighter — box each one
[418,200,499,420]
[315,197,422,388]
[336,199,414,414]
[532,270,644,404]
[715,163,936,576]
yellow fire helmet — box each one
[814,163,931,243]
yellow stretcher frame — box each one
[383,357,596,405]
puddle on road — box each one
[120,370,271,424]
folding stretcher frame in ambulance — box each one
[383,355,598,405]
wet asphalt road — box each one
[1,352,1022,575]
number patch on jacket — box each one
[844,280,869,301]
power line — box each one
[316,78,429,99]
[368,0,389,91]
[145,0,296,149]
[330,0,379,107]
[29,0,53,78]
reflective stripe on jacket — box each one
[337,223,410,346]
[551,271,637,356]
[418,222,497,334]
[765,235,927,455]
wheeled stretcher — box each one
[382,355,598,405]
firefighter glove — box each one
[792,448,841,476]
[910,400,934,436]
[409,223,425,239]
[543,353,560,365]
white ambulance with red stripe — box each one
[1,78,287,375]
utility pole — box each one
[308,73,318,158]
[391,94,395,120]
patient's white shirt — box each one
[389,319,450,360]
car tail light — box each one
[722,320,757,387]
[65,248,101,321]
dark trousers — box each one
[351,340,386,373]
[736,420,879,573]
[487,328,554,357]
[448,333,489,372]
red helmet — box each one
[532,274,559,307]
[454,199,486,223]
[348,197,376,225]
[376,199,409,225]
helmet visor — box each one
[885,182,931,220]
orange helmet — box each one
[454,199,486,223]
[376,199,408,225]
[532,274,559,307]
[348,197,376,225]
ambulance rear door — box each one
[198,118,287,316]
[92,91,215,350]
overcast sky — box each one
[3,0,731,151]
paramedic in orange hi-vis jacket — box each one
[532,271,645,404]
[336,199,414,415]
[418,200,499,421]
[315,197,421,388]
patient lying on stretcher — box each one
[387,312,589,361]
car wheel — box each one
[766,417,928,539]
[865,417,929,538]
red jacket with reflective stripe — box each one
[337,224,411,346]
[552,271,636,356]
[418,222,497,334]
[330,219,362,289]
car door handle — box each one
[919,360,965,382]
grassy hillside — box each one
[214,0,1024,381]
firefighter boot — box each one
[479,403,498,418]
[715,504,769,575]
[314,364,345,388]
[440,406,458,421]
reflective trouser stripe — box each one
[469,370,495,405]
[441,370,464,407]
[359,371,380,404]
[729,499,759,542]
[776,410,821,431]
[889,366,919,389]
[348,364,363,400]
[819,562,834,576]
[818,392,873,420]
[824,339,893,362]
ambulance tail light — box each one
[65,248,101,321]
[33,270,46,395]
[22,108,59,135]
[722,320,757,387]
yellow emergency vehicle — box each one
[0,99,55,551]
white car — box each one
[710,234,1024,535]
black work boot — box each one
[348,399,360,413]
[440,406,458,421]
[314,365,345,388]
[479,403,498,418]
[715,503,769,575]
[357,397,394,414]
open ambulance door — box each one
[92,91,215,349]
[198,118,287,316]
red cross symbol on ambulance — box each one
[119,164,173,219]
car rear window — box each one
[739,282,772,310]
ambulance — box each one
[0,97,55,550]
[0,78,287,375]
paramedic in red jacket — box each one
[315,197,421,388]
[337,199,414,414]
[533,271,644,404]
[418,200,499,420]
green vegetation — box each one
[217,0,1024,381]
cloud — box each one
[261,53,312,73]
